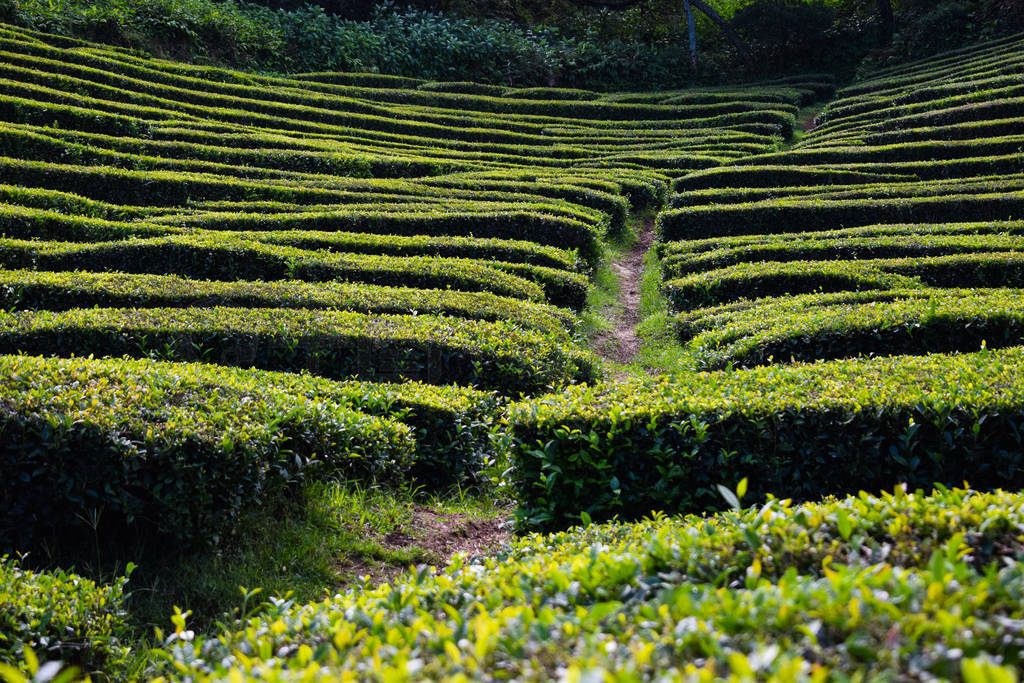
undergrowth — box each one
[634,246,691,374]
[126,482,511,636]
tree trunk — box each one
[877,0,895,46]
[686,0,753,64]
[683,0,697,68]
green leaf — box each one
[836,508,852,540]
[716,483,740,511]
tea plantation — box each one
[2,19,1024,681]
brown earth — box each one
[593,218,656,371]
[336,507,512,586]
[385,506,511,562]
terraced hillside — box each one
[511,32,1024,529]
[0,21,819,557]
[6,18,1024,683]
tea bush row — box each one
[0,354,414,553]
[152,486,1024,680]
[677,287,1024,369]
[0,306,600,395]
[508,348,1024,528]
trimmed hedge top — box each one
[508,346,1024,528]
[152,486,1024,680]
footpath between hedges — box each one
[596,101,830,376]
[596,218,655,371]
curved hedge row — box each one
[0,269,575,335]
[0,354,414,554]
[664,261,922,309]
[671,166,916,191]
[0,307,599,395]
[246,228,582,271]
[658,192,1024,241]
[142,207,606,265]
[664,251,1024,309]
[509,347,1024,528]
[669,176,1024,208]
[677,288,1024,369]
[659,220,1024,261]
[661,232,1024,277]
[0,235,550,304]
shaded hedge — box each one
[509,347,1024,529]
[0,354,414,555]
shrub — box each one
[154,487,1024,680]
[663,261,922,309]
[671,166,917,191]
[657,192,1024,241]
[0,354,415,556]
[660,231,1024,278]
[0,268,575,336]
[0,234,549,304]
[677,288,1024,369]
[508,347,1024,529]
[0,307,600,395]
[0,556,131,678]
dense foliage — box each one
[1,13,1023,682]
[150,487,1024,680]
[512,33,1024,530]
[0,21,809,568]
[0,1,708,88]
[0,354,414,556]
[0,557,133,678]
[510,348,1024,529]
[0,0,1020,88]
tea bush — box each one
[0,557,131,678]
[509,348,1024,528]
[152,487,1024,680]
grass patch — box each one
[784,102,826,148]
[577,260,619,343]
[126,482,511,636]
[577,220,638,348]
[632,245,691,374]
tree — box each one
[876,0,894,45]
[571,0,753,67]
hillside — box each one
[1,20,1024,681]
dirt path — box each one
[593,218,656,370]
[783,102,826,149]
[336,507,512,586]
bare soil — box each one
[388,506,511,562]
[593,218,656,369]
[336,507,512,587]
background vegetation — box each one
[0,0,1020,89]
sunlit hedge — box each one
[509,348,1024,528]
[152,487,1024,681]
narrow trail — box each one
[783,102,826,149]
[591,105,823,377]
[593,218,656,374]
